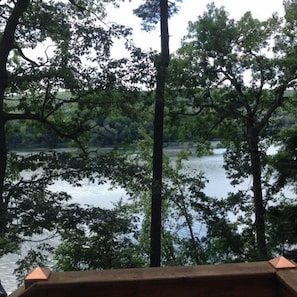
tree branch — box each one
[14,43,40,67]
[5,112,87,152]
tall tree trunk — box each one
[247,123,267,260]
[0,0,30,232]
[150,0,169,267]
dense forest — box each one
[5,96,296,149]
[1,0,297,288]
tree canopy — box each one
[166,2,297,259]
[1,0,297,291]
[0,0,154,258]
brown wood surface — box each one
[35,277,276,297]
[15,262,277,297]
[18,276,277,297]
[277,269,297,297]
[9,260,297,297]
[46,261,275,284]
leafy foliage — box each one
[266,202,297,259]
[166,2,297,259]
[0,0,155,257]
[3,1,297,288]
[133,0,183,31]
[271,124,297,190]
[55,202,145,271]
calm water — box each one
[0,148,288,294]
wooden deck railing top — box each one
[8,256,297,297]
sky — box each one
[107,0,285,55]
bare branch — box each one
[14,43,40,67]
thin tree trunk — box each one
[150,0,169,267]
[0,0,30,232]
[174,194,200,264]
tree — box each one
[54,201,145,271]
[271,123,297,190]
[266,202,297,260]
[167,3,297,259]
[269,0,297,191]
[7,147,152,284]
[0,0,154,257]
[123,137,242,266]
[134,0,182,266]
[149,0,169,267]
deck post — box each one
[24,266,51,289]
[269,256,297,270]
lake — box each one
[0,147,291,293]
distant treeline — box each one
[6,117,149,149]
[6,88,296,150]
[6,111,296,150]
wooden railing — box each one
[9,256,297,297]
